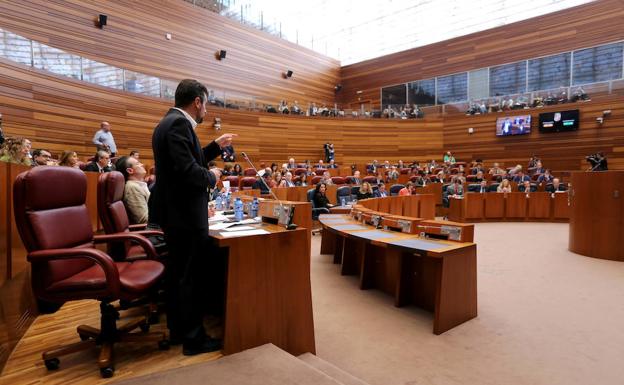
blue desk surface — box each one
[332,224,369,231]
[350,230,398,240]
[388,238,449,251]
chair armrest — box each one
[128,224,148,231]
[28,248,121,296]
[93,233,158,260]
[133,230,165,237]
[312,208,330,214]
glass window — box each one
[124,70,161,97]
[0,28,32,66]
[161,79,178,100]
[82,59,123,89]
[32,42,81,79]
[490,61,526,96]
[528,52,571,91]
[573,42,623,85]
[436,73,467,104]
[381,84,406,108]
[407,79,435,106]
[468,68,489,100]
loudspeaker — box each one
[218,50,227,60]
[98,14,107,29]
[286,70,293,78]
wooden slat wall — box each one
[0,0,340,107]
[338,0,624,108]
[443,98,624,172]
[0,58,444,168]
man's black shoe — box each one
[182,337,222,356]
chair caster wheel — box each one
[139,322,150,333]
[158,339,170,350]
[44,358,60,371]
[100,366,115,378]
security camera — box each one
[596,117,604,124]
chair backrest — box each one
[13,167,95,297]
[294,168,307,176]
[489,183,500,192]
[314,169,326,176]
[345,176,356,184]
[240,177,257,190]
[467,183,481,192]
[400,168,410,174]
[389,184,404,195]
[466,175,477,182]
[78,161,87,171]
[331,176,346,185]
[311,176,323,185]
[363,176,377,184]
[243,168,256,176]
[224,176,240,191]
[98,171,130,234]
[307,188,316,207]
[336,186,351,203]
[350,186,360,196]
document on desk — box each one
[220,229,270,238]
[223,226,255,232]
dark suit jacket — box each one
[545,184,567,193]
[84,162,113,173]
[151,108,221,231]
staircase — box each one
[110,344,370,385]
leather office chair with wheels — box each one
[14,167,168,378]
[389,184,404,196]
[336,186,351,206]
[307,188,329,235]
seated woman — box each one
[356,182,374,200]
[313,182,333,209]
[58,150,80,168]
[231,163,243,176]
[497,178,512,193]
[0,137,32,166]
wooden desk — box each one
[209,223,315,355]
[449,192,569,223]
[319,214,477,334]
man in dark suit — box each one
[84,150,113,173]
[151,79,236,356]
[546,178,567,193]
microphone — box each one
[241,152,297,230]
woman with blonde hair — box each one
[356,181,374,200]
[0,136,32,166]
[59,150,80,168]
[497,178,512,193]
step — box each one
[298,352,370,385]
[110,344,343,385]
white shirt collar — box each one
[172,107,198,129]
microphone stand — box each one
[240,152,297,230]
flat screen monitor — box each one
[539,110,579,133]
[496,115,531,136]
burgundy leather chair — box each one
[13,167,168,378]
[97,171,165,261]
[243,167,256,176]
[363,176,377,184]
[240,176,257,190]
[224,175,240,192]
[331,176,346,185]
[311,176,323,185]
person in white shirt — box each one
[92,121,118,156]
[116,156,150,224]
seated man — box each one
[537,169,554,184]
[279,171,296,187]
[327,159,338,169]
[32,149,56,166]
[351,170,361,185]
[474,170,485,183]
[512,171,531,184]
[374,183,388,198]
[443,177,464,207]
[84,150,113,173]
[116,156,149,224]
[518,180,537,193]
[546,178,567,193]
[252,169,272,194]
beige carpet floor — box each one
[310,222,624,385]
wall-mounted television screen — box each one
[539,110,579,133]
[496,115,531,136]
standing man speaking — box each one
[151,79,236,355]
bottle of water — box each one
[250,197,259,218]
[340,196,346,206]
[234,198,244,221]
[225,192,231,210]
[215,194,223,210]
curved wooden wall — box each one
[0,0,339,107]
[339,0,624,108]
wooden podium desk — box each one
[319,214,477,335]
[209,222,315,356]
